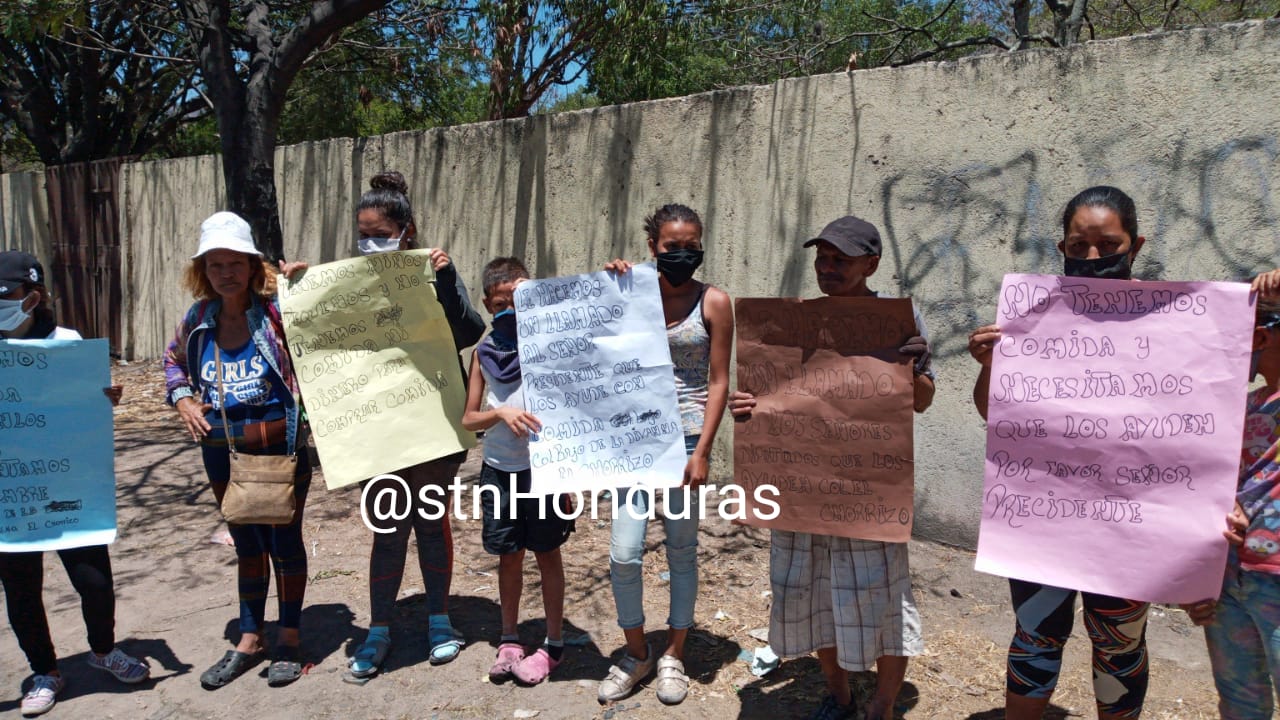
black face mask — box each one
[1064,251,1133,280]
[656,248,704,287]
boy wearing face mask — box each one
[0,251,149,716]
[461,257,573,687]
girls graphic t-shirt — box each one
[199,338,286,434]
[1238,386,1280,574]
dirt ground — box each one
[1,361,1222,719]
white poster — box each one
[515,264,687,494]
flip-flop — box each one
[267,646,303,687]
[428,626,464,665]
[200,650,261,689]
[347,632,391,679]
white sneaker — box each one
[597,644,656,703]
[654,654,689,704]
[87,647,150,684]
[21,674,64,717]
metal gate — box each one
[44,158,123,355]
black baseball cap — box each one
[0,251,43,296]
[803,216,882,257]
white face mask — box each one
[0,296,32,332]
[357,226,407,256]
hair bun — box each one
[369,170,409,196]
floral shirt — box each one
[1238,386,1280,574]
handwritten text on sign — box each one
[280,251,474,489]
[734,297,917,542]
[0,339,117,551]
[516,264,687,494]
[975,273,1252,603]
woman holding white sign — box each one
[968,186,1152,720]
[346,171,485,681]
[597,204,734,705]
[164,212,313,690]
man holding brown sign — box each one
[730,216,934,720]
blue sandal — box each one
[348,632,391,679]
[427,623,464,665]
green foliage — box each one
[0,0,81,39]
[587,0,994,106]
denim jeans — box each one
[609,434,701,630]
[1205,564,1280,720]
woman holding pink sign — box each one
[968,186,1151,720]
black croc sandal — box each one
[267,646,303,687]
[200,650,260,689]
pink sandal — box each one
[489,643,525,682]
[512,647,560,685]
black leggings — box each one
[0,545,115,675]
[365,453,465,624]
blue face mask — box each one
[491,308,517,347]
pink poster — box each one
[975,273,1254,603]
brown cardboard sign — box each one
[734,296,917,541]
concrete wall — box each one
[27,19,1280,547]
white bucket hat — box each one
[192,211,261,259]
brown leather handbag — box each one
[214,343,297,525]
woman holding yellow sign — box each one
[346,171,485,681]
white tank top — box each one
[480,363,530,471]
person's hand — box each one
[278,259,308,280]
[1180,599,1217,626]
[427,248,451,272]
[899,335,931,372]
[102,385,123,407]
[176,396,213,440]
[968,324,1002,368]
[1225,502,1248,546]
[496,406,541,438]
[729,390,757,420]
[604,258,632,274]
[683,454,709,489]
[1251,269,1280,297]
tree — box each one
[178,0,404,261]
[166,12,486,157]
[0,0,205,165]
[463,0,669,120]
[588,0,998,106]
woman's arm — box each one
[968,324,1001,420]
[686,286,733,487]
[163,308,213,439]
[163,308,197,406]
[433,260,485,350]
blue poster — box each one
[0,338,117,551]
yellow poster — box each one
[279,250,474,489]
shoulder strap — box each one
[214,343,237,456]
